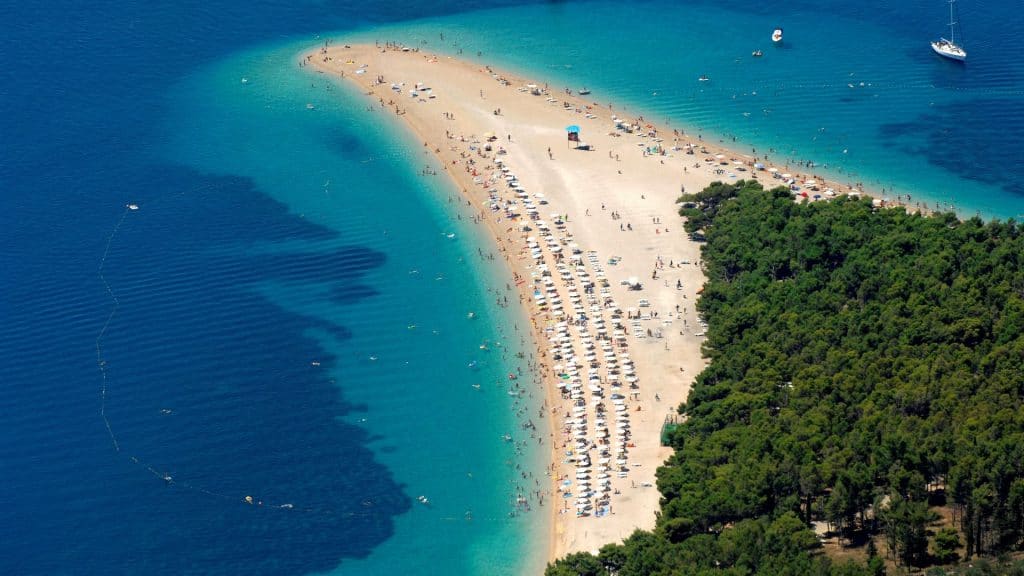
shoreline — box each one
[319,36,932,217]
[303,40,899,566]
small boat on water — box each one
[931,0,966,61]
[578,88,591,95]
[772,28,783,43]
[698,74,710,82]
[752,50,763,57]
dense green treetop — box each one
[548,180,1024,575]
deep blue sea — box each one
[2,1,1022,575]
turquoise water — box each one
[161,44,550,575]
[5,1,1022,575]
[346,0,1024,219]
[162,5,1023,571]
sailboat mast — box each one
[949,0,958,44]
[931,0,966,61]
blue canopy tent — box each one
[566,125,581,148]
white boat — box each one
[931,0,966,61]
[772,28,783,43]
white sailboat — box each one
[931,0,966,61]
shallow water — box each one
[356,0,1024,219]
[3,1,1021,575]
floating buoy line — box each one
[94,202,325,514]
[93,200,528,523]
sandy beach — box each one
[304,41,873,563]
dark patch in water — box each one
[1,168,409,575]
[330,132,375,158]
[879,98,1024,200]
[328,282,380,305]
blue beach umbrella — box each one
[566,125,581,146]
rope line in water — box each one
[94,202,330,513]
[96,208,128,453]
[93,200,537,523]
[94,202,317,512]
